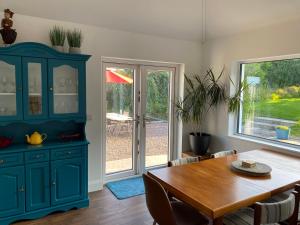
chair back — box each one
[168,157,200,167]
[143,173,176,225]
[254,190,300,225]
[211,150,237,158]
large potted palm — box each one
[176,68,246,155]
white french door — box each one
[102,61,177,181]
[139,66,175,171]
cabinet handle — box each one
[49,87,53,91]
[19,186,25,192]
[0,159,4,164]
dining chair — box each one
[143,173,209,225]
[223,189,299,225]
[263,184,300,224]
[168,156,200,167]
[211,149,237,158]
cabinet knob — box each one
[35,155,41,159]
[19,186,25,192]
[0,159,4,164]
[67,151,72,155]
[49,87,53,91]
[52,181,56,185]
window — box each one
[238,58,300,147]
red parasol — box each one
[106,70,133,84]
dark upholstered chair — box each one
[143,173,209,225]
[223,186,299,225]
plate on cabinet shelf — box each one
[54,93,78,96]
[0,92,16,95]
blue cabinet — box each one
[22,57,48,120]
[51,158,84,205]
[0,166,25,217]
[0,43,90,225]
[0,42,90,122]
[0,145,89,225]
[48,59,86,119]
[0,55,22,122]
[25,162,50,211]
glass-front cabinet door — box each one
[48,59,85,119]
[22,57,48,120]
[0,55,22,121]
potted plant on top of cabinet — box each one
[49,26,66,52]
[67,29,82,54]
[176,68,247,155]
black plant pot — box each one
[0,29,17,45]
[189,133,211,155]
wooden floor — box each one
[14,188,153,225]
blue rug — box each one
[106,176,145,200]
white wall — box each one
[9,13,202,191]
[202,18,300,155]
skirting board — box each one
[88,179,103,192]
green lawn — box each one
[254,98,300,121]
[254,98,300,136]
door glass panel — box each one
[145,70,171,168]
[53,65,78,114]
[105,67,135,174]
[28,63,42,115]
[0,61,17,116]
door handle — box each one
[132,115,140,125]
[142,114,146,128]
[19,185,25,192]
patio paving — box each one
[106,121,169,174]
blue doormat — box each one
[106,176,145,200]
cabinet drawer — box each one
[25,150,49,164]
[0,153,24,168]
[51,147,83,160]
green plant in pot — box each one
[49,26,66,52]
[176,68,247,155]
[67,29,82,54]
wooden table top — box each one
[148,149,300,219]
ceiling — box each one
[2,0,300,41]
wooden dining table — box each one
[148,149,300,225]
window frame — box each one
[233,54,300,151]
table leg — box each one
[213,216,223,225]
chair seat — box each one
[223,207,280,225]
[171,201,209,225]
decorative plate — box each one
[231,160,272,176]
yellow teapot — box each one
[25,132,47,145]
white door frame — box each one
[101,57,184,183]
[101,62,139,181]
[139,65,176,173]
